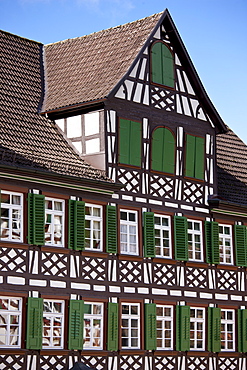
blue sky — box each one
[1,0,247,143]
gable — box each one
[112,11,226,132]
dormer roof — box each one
[0,30,113,185]
[41,9,226,132]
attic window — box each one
[185,134,205,180]
[151,41,175,88]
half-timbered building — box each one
[1,8,247,370]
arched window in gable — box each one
[151,41,175,88]
[151,127,175,174]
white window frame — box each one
[190,307,205,350]
[83,302,104,349]
[219,224,233,264]
[121,303,140,349]
[156,304,173,350]
[120,210,138,255]
[1,191,23,243]
[42,299,64,349]
[221,309,235,351]
[45,197,65,247]
[85,203,103,251]
[188,219,203,262]
[154,214,172,258]
[0,296,22,348]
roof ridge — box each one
[45,11,163,47]
[0,29,42,45]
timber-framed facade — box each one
[1,8,247,370]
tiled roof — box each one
[0,30,111,182]
[42,13,162,113]
[216,128,247,206]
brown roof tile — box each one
[0,30,111,183]
[42,13,162,112]
[217,128,247,206]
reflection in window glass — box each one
[42,300,64,349]
[154,215,171,258]
[0,297,22,347]
[190,307,205,350]
[188,220,203,261]
[156,305,173,349]
[85,204,102,251]
[121,303,140,349]
[221,309,235,351]
[84,302,103,349]
[1,191,23,242]
[219,225,233,264]
[45,198,64,246]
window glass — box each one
[43,300,64,349]
[85,204,102,251]
[85,138,100,154]
[156,305,173,349]
[1,191,23,242]
[84,302,103,349]
[84,112,100,136]
[190,307,205,350]
[67,115,82,138]
[120,210,138,255]
[219,225,233,264]
[221,309,235,351]
[121,303,140,349]
[0,297,22,347]
[188,220,203,261]
[45,198,64,247]
[154,215,171,258]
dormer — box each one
[55,110,105,170]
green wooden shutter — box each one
[176,305,190,351]
[106,205,117,254]
[68,299,84,350]
[68,200,85,250]
[27,193,45,245]
[185,135,195,178]
[235,225,247,267]
[164,128,175,174]
[151,42,174,88]
[74,201,85,251]
[185,135,205,179]
[26,297,43,349]
[119,118,130,165]
[174,216,188,261]
[130,120,142,167]
[205,221,219,264]
[151,127,164,172]
[208,307,221,352]
[151,42,163,85]
[119,119,141,167]
[195,137,205,180]
[145,303,157,350]
[151,128,175,174]
[143,212,155,258]
[238,309,247,352]
[161,43,174,88]
[68,199,76,249]
[107,302,118,351]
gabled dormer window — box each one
[151,41,175,88]
[185,134,205,180]
[151,127,175,174]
